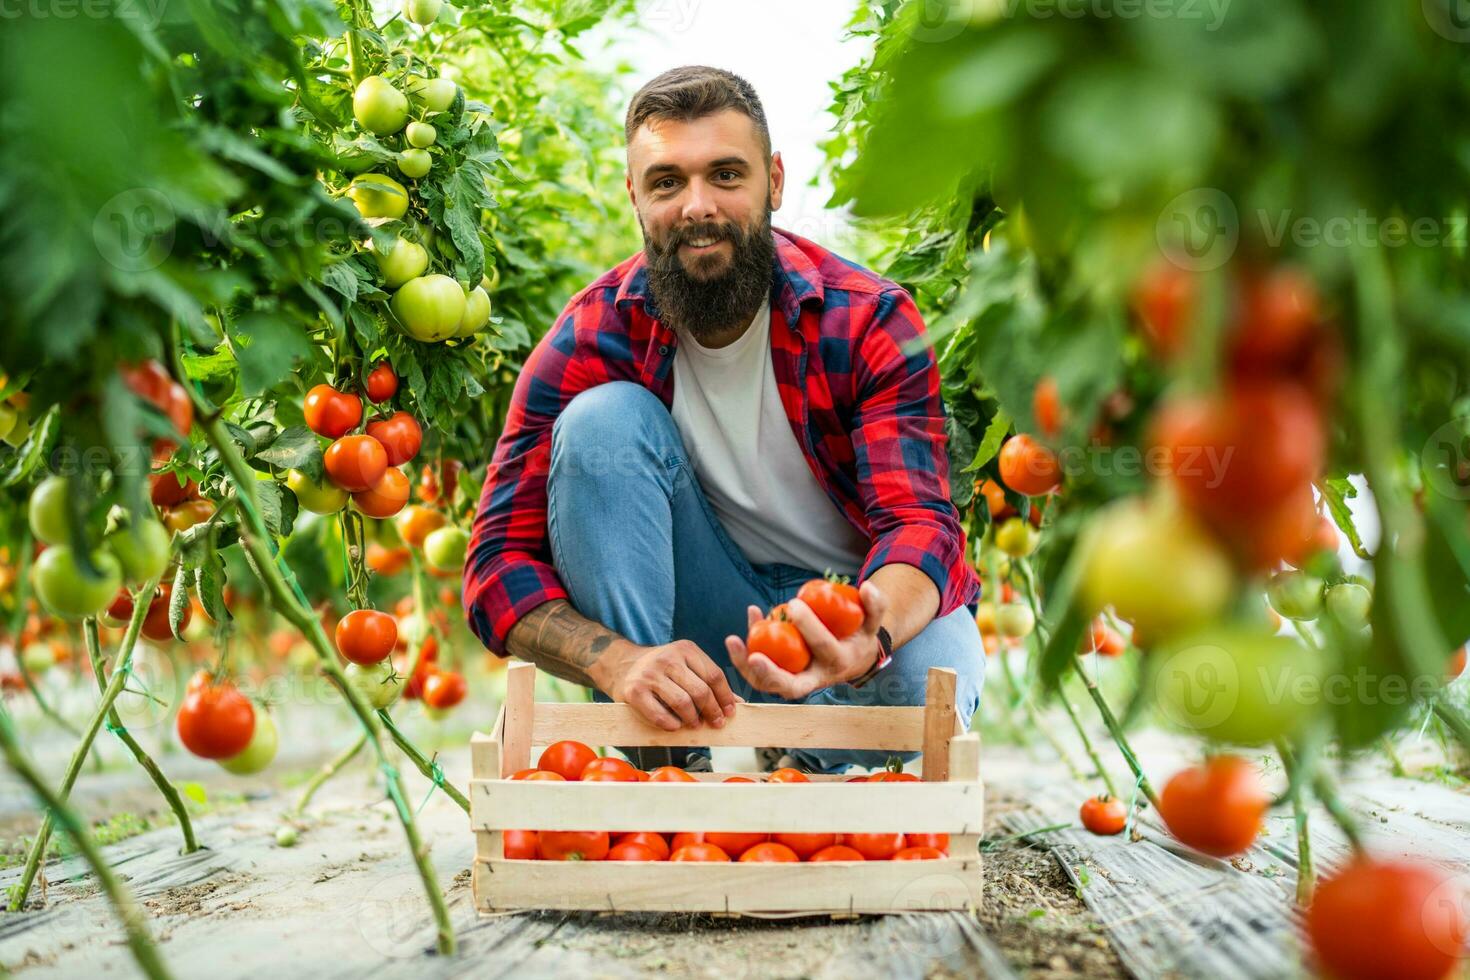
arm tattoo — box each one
[505,600,623,689]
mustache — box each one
[650,220,743,256]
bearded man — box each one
[463,66,984,773]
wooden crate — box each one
[470,662,984,916]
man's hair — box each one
[624,66,771,161]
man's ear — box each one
[625,170,637,209]
[769,151,785,212]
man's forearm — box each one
[868,563,940,650]
[503,599,629,689]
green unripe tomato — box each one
[1154,627,1325,746]
[29,475,72,546]
[391,274,467,342]
[397,148,432,179]
[423,526,469,571]
[286,468,348,515]
[406,122,437,148]
[346,659,405,710]
[406,76,457,113]
[32,546,123,619]
[480,264,500,292]
[374,238,428,289]
[353,76,409,136]
[346,174,409,221]
[404,0,442,24]
[21,643,54,674]
[0,404,15,442]
[456,285,491,336]
[995,603,1035,639]
[1267,571,1324,621]
[1324,582,1372,630]
[218,710,278,775]
[275,825,298,847]
[3,409,30,447]
[994,517,1038,558]
[107,517,172,584]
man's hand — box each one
[726,581,888,700]
[588,639,739,732]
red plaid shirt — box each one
[464,228,979,654]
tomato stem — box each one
[292,732,368,817]
[1276,741,1315,905]
[1056,685,1119,798]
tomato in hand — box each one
[843,833,906,861]
[796,577,863,639]
[747,617,811,673]
[538,830,609,861]
[670,842,730,862]
[503,830,538,860]
[366,411,422,466]
[774,833,836,859]
[607,841,663,862]
[1158,755,1268,857]
[647,766,698,782]
[539,740,598,781]
[1080,795,1128,836]
[1306,858,1466,980]
[998,433,1061,497]
[324,435,387,493]
[809,844,865,862]
[335,609,397,665]
[351,466,409,519]
[581,757,642,782]
[365,362,398,404]
[422,669,466,709]
[303,384,362,439]
[613,832,671,861]
[740,842,799,863]
[176,671,255,759]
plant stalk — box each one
[293,733,368,817]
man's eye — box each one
[655,178,678,191]
[716,171,739,182]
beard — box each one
[641,205,774,343]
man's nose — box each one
[680,179,717,223]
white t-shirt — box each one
[670,298,870,576]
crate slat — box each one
[474,855,983,914]
[470,779,985,834]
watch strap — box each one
[852,626,892,688]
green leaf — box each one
[195,545,232,625]
[254,425,321,475]
[2,405,59,487]
[965,409,1012,472]
[1320,477,1369,559]
[229,313,312,397]
[169,562,191,639]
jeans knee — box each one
[551,382,673,482]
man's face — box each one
[626,110,785,338]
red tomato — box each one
[723,776,756,783]
[394,654,433,700]
[324,435,387,493]
[1131,259,1197,360]
[796,578,864,639]
[670,843,730,862]
[365,362,398,404]
[538,831,609,861]
[503,830,538,860]
[671,831,768,859]
[1306,858,1466,980]
[1284,513,1340,569]
[539,740,598,781]
[1080,795,1128,836]
[647,766,698,782]
[418,459,465,505]
[747,618,811,673]
[607,841,663,862]
[520,770,565,782]
[905,833,949,853]
[809,845,865,862]
[352,466,409,519]
[141,584,187,642]
[395,505,447,549]
[977,478,1015,520]
[844,833,905,860]
[365,542,411,576]
[121,361,193,438]
[176,671,255,759]
[335,609,397,665]
[740,842,799,863]
[303,384,362,439]
[613,832,671,861]
[422,670,466,709]
[150,470,197,507]
[581,757,642,782]
[1158,755,1268,857]
[767,768,809,783]
[1080,619,1126,657]
[366,411,422,467]
[997,434,1061,497]
[774,833,836,859]
[1033,376,1063,438]
[893,846,946,860]
[1449,646,1467,681]
[869,770,921,782]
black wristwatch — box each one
[851,626,893,688]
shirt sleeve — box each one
[850,287,979,619]
[462,298,600,655]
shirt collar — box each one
[614,227,824,329]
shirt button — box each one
[658,345,670,356]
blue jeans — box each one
[545,381,984,772]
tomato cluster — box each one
[501,742,949,863]
[295,375,422,522]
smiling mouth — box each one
[680,235,726,251]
